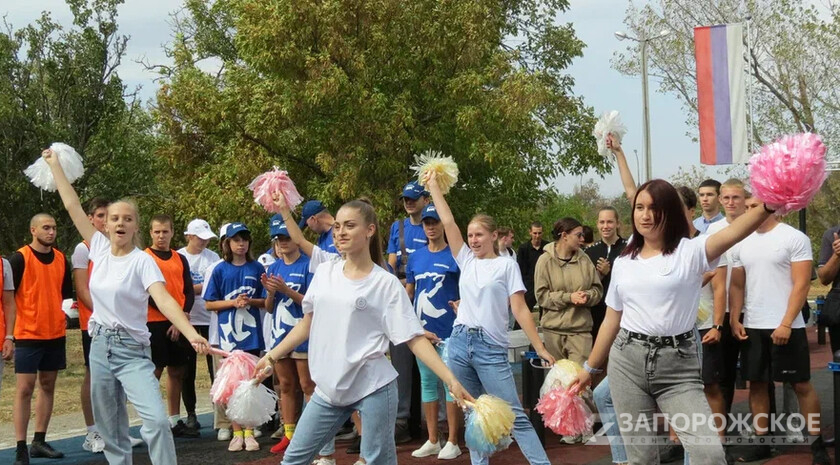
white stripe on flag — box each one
[726,24,748,163]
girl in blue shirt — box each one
[204,223,266,452]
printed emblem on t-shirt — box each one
[355,297,367,310]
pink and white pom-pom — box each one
[209,349,259,406]
[25,143,85,191]
[535,385,594,436]
[749,133,827,215]
[248,167,304,213]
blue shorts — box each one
[14,341,67,374]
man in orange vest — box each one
[1,255,17,395]
[9,213,73,465]
[70,197,109,453]
[144,214,196,437]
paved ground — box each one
[1,326,838,465]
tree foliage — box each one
[153,0,607,238]
[0,0,158,254]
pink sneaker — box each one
[227,435,244,452]
[244,435,260,451]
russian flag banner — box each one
[694,23,748,165]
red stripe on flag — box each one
[695,27,717,165]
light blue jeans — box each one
[446,325,550,465]
[282,380,398,465]
[593,376,628,464]
[89,324,175,465]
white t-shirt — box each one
[304,246,425,406]
[452,246,526,347]
[607,235,718,336]
[201,259,224,346]
[87,232,165,345]
[696,221,732,330]
[2,258,13,291]
[730,223,812,329]
[178,247,220,327]
[71,242,90,270]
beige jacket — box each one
[534,244,603,334]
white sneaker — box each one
[82,431,105,453]
[411,439,442,458]
[217,428,232,441]
[560,434,582,444]
[253,428,263,438]
[311,458,336,465]
[786,428,805,443]
[129,436,144,448]
[437,441,462,460]
[352,461,365,465]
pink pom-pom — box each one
[209,350,259,405]
[535,386,594,436]
[248,167,304,213]
[749,133,827,215]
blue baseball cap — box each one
[269,214,289,239]
[298,200,327,229]
[401,181,429,200]
[421,204,440,222]
[225,222,249,238]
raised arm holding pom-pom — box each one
[606,134,638,202]
[271,192,315,257]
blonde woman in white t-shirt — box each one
[571,137,776,464]
[43,149,210,465]
[254,198,471,465]
[424,173,555,465]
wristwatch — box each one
[583,361,604,374]
[4,335,13,341]
[712,324,723,331]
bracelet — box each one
[763,204,776,214]
[4,335,13,341]
[583,361,603,375]
[266,353,277,365]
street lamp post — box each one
[615,30,670,183]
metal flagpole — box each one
[745,14,755,153]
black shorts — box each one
[699,329,723,385]
[148,321,190,368]
[82,330,92,367]
[15,341,67,374]
[741,327,810,383]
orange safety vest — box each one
[14,246,67,340]
[145,248,187,322]
[77,241,95,331]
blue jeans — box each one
[447,325,550,465]
[593,376,628,464]
[89,324,175,465]
[282,380,398,465]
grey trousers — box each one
[608,329,726,465]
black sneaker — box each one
[659,443,684,463]
[811,436,831,465]
[394,422,411,445]
[14,447,29,465]
[346,436,361,454]
[29,441,64,459]
[730,443,772,462]
[172,420,200,438]
[185,413,201,431]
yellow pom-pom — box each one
[468,394,515,445]
[411,150,459,194]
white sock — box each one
[169,415,180,427]
[86,425,97,434]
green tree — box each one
[0,0,159,254]
[153,0,607,240]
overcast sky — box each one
[5,0,732,196]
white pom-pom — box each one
[225,380,278,428]
[411,150,459,194]
[592,111,628,158]
[24,143,85,191]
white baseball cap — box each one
[184,219,217,240]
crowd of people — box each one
[0,140,835,465]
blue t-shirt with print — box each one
[317,228,338,254]
[406,245,460,339]
[265,254,313,352]
[204,261,266,352]
[387,218,428,267]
